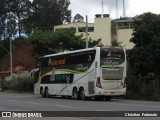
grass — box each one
[0,89,33,94]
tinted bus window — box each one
[100,48,125,60]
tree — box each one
[0,0,71,37]
[0,0,31,39]
[0,0,9,40]
[0,37,36,72]
[73,14,84,22]
[58,0,71,23]
[24,0,71,34]
[28,28,83,58]
[111,40,122,47]
[0,39,10,65]
[28,28,101,59]
[10,0,32,37]
[129,12,160,76]
[130,12,160,47]
[128,12,160,95]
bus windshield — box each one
[100,48,125,66]
[100,48,125,80]
[100,48,125,60]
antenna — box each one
[123,0,126,17]
[102,0,104,16]
[116,0,118,18]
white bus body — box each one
[34,47,126,100]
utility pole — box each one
[10,38,13,80]
[85,15,88,48]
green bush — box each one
[0,77,34,92]
[153,94,160,101]
[0,79,11,90]
[140,82,155,100]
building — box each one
[113,18,135,49]
[54,14,111,47]
[54,15,135,49]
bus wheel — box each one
[73,88,79,100]
[45,89,50,98]
[95,96,104,101]
[80,88,85,100]
[67,96,72,99]
[105,96,112,101]
[61,96,66,99]
[40,88,46,98]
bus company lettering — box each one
[104,60,119,65]
[50,58,66,66]
[75,64,89,71]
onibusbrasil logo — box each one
[1,112,42,118]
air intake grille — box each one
[88,81,95,94]
[102,67,123,80]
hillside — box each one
[0,40,36,73]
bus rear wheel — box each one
[45,89,51,98]
[40,88,46,98]
[95,96,104,101]
[105,96,112,101]
[80,88,85,100]
[73,88,79,100]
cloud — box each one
[70,0,130,11]
[69,0,130,22]
[69,0,160,22]
[127,0,160,17]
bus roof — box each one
[43,47,97,58]
[42,46,124,58]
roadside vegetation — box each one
[0,77,34,92]
[124,12,160,101]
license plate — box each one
[110,91,115,94]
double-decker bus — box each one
[33,47,127,100]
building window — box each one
[117,22,134,29]
[55,28,76,32]
[78,27,94,32]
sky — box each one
[69,0,160,23]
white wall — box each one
[117,29,134,49]
[93,17,111,46]
[54,17,111,47]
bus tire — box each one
[73,88,79,100]
[61,96,66,99]
[79,87,85,100]
[40,88,46,98]
[67,96,72,99]
[45,89,50,98]
[95,96,104,101]
[105,96,112,101]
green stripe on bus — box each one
[40,68,89,79]
[55,69,95,95]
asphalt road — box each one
[0,93,160,120]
